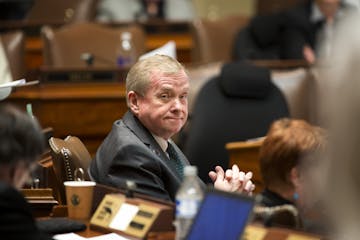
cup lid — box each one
[63,181,96,187]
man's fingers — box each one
[208,171,217,182]
[231,164,240,180]
[244,180,253,192]
[215,166,225,178]
[245,171,253,181]
[225,169,233,181]
[249,183,255,192]
[239,171,245,182]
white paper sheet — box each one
[0,79,39,100]
[139,41,177,60]
[109,203,139,231]
[53,232,86,240]
[0,78,26,88]
[53,232,130,240]
[0,79,25,100]
[88,233,130,240]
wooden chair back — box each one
[25,0,100,23]
[41,22,146,67]
[48,135,92,204]
[191,15,249,63]
[1,30,25,79]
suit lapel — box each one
[123,111,169,161]
[122,111,204,189]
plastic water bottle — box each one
[175,166,203,240]
[116,31,136,67]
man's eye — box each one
[160,94,169,99]
[180,94,188,100]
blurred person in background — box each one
[0,104,51,240]
[280,0,357,64]
[233,0,358,63]
[311,12,360,239]
[96,0,194,22]
[0,0,34,21]
[257,118,327,233]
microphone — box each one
[80,52,115,66]
[80,53,94,66]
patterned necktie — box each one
[166,142,184,180]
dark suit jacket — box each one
[280,0,319,59]
[89,111,194,202]
[280,0,354,59]
[0,182,52,240]
[259,188,294,207]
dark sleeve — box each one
[233,13,284,60]
[233,26,268,60]
[0,184,53,240]
[105,143,173,201]
[280,26,308,59]
[279,2,313,60]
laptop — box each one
[185,187,256,240]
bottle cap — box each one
[184,165,197,176]
[121,32,132,40]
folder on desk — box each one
[185,188,256,240]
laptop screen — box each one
[186,188,256,240]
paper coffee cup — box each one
[64,181,96,220]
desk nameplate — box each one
[90,194,173,239]
[40,67,129,83]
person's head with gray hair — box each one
[126,54,187,99]
[0,104,45,189]
[126,54,189,140]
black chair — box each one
[183,62,289,183]
[253,204,302,229]
[232,13,284,61]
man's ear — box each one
[128,91,140,115]
[290,167,300,188]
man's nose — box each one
[171,98,184,110]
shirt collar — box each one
[151,134,168,152]
[310,1,347,23]
[311,2,324,23]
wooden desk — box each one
[245,225,325,240]
[47,184,324,240]
[5,82,127,155]
[73,223,325,240]
[0,19,193,70]
[21,188,58,218]
[25,32,192,70]
[24,30,192,71]
[251,59,310,69]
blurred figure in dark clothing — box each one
[0,0,34,20]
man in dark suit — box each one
[233,0,356,63]
[89,54,254,202]
[0,104,52,239]
[280,0,355,63]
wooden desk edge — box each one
[226,140,263,150]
